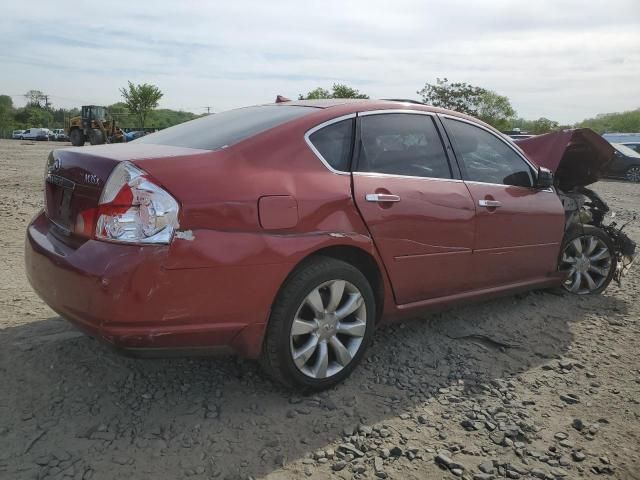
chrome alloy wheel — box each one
[560,235,613,294]
[625,166,640,182]
[290,280,367,379]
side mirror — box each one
[535,167,554,189]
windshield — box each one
[93,107,106,120]
[614,143,640,158]
[135,105,314,151]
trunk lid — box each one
[44,144,210,242]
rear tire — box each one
[70,129,85,147]
[559,225,616,295]
[625,166,640,182]
[89,129,105,145]
[260,256,375,391]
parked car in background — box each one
[605,143,640,182]
[602,133,640,144]
[124,130,146,141]
[22,128,50,141]
[621,142,640,154]
[51,129,68,141]
[25,100,636,390]
[509,134,534,141]
[12,130,25,139]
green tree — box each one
[417,78,486,116]
[0,95,15,137]
[530,117,559,134]
[24,90,46,108]
[299,83,369,100]
[14,106,53,128]
[577,109,640,133]
[476,91,515,131]
[417,78,515,129]
[119,81,164,129]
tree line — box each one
[298,80,640,135]
[0,85,200,138]
[2,80,638,139]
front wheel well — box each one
[293,245,385,323]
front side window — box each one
[444,118,534,187]
[308,118,354,171]
[357,114,451,179]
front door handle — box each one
[366,193,401,203]
[478,199,502,208]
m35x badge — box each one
[84,173,100,186]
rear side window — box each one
[357,113,452,179]
[135,105,314,151]
[308,118,354,171]
[444,118,534,187]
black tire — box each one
[559,225,617,295]
[70,129,85,147]
[260,256,376,391]
[18,136,23,140]
[89,129,105,145]
[624,166,640,182]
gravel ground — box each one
[1,138,639,480]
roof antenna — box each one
[275,95,291,103]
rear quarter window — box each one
[134,105,314,151]
[307,118,355,171]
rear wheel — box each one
[260,257,375,391]
[89,129,105,145]
[69,129,85,147]
[559,225,616,294]
[625,166,640,182]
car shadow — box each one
[0,288,629,479]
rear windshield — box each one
[135,105,314,151]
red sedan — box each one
[25,100,635,390]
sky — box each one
[1,0,639,124]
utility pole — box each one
[204,106,213,115]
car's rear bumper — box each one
[25,211,291,358]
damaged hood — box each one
[516,128,614,190]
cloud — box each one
[0,0,638,123]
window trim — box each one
[304,113,356,175]
[352,171,464,184]
[353,110,456,181]
[439,114,539,187]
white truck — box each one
[21,128,50,141]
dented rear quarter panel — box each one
[132,107,397,321]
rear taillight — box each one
[82,161,179,244]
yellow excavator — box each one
[65,105,123,146]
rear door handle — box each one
[478,199,502,208]
[365,193,401,203]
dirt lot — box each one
[1,138,639,480]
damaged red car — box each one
[25,100,636,390]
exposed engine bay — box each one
[557,187,636,285]
[517,129,637,287]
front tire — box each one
[625,166,640,182]
[260,257,375,391]
[89,129,105,145]
[69,129,85,147]
[559,225,616,294]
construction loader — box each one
[65,106,124,146]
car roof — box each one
[282,98,451,113]
[276,98,499,134]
